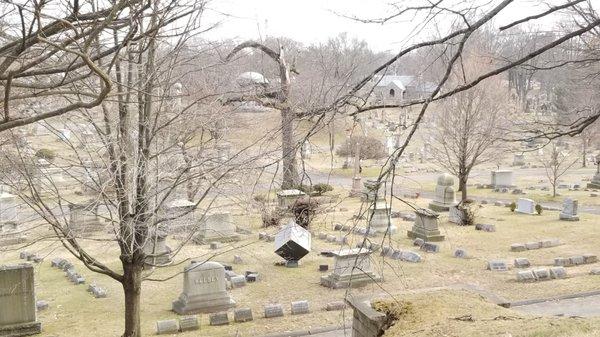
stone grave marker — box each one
[491,170,514,188]
[407,208,444,241]
[230,275,246,288]
[291,300,310,315]
[559,198,579,221]
[209,312,229,326]
[487,260,508,271]
[156,319,179,335]
[454,249,467,258]
[549,267,567,279]
[516,198,535,214]
[0,264,41,335]
[326,301,346,311]
[514,258,530,268]
[193,212,241,244]
[172,261,236,314]
[320,248,381,288]
[428,174,456,212]
[179,316,199,332]
[264,304,284,318]
[274,220,311,265]
[516,270,536,282]
[234,308,253,322]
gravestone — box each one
[143,229,172,267]
[420,242,439,253]
[515,198,535,214]
[320,248,381,288]
[454,249,467,258]
[514,258,530,268]
[487,260,508,271]
[193,212,241,244]
[513,154,525,166]
[230,275,246,288]
[276,189,306,209]
[68,201,103,234]
[264,304,284,318]
[274,220,311,265]
[172,261,236,314]
[363,180,397,234]
[549,267,567,279]
[234,308,253,322]
[156,319,179,335]
[587,158,600,189]
[0,192,18,224]
[326,301,347,311]
[559,198,579,221]
[428,174,456,212]
[291,300,310,315]
[179,316,199,332]
[163,199,196,232]
[209,312,229,326]
[0,264,42,336]
[448,205,463,224]
[491,170,514,188]
[516,270,536,282]
[407,208,444,242]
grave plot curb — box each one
[258,322,351,337]
[500,290,600,308]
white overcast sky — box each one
[202,0,568,52]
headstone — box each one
[514,258,530,268]
[67,201,103,234]
[264,304,284,318]
[525,242,541,250]
[363,180,397,234]
[193,212,241,244]
[428,174,456,211]
[163,199,196,232]
[549,267,567,279]
[584,254,598,264]
[156,319,179,335]
[412,238,425,247]
[487,260,508,271]
[475,223,496,232]
[420,242,439,253]
[569,255,585,265]
[448,205,463,224]
[516,270,536,282]
[513,154,525,166]
[510,244,527,252]
[554,257,571,267]
[587,159,600,189]
[274,220,311,264]
[319,265,329,272]
[559,198,579,221]
[0,192,19,224]
[276,190,306,209]
[533,268,550,280]
[35,300,49,311]
[291,300,310,315]
[172,261,236,314]
[178,316,199,332]
[143,229,172,267]
[399,251,422,263]
[491,170,514,188]
[516,198,535,215]
[230,275,246,288]
[209,312,229,326]
[454,249,467,258]
[245,273,259,282]
[0,264,42,335]
[233,255,243,264]
[234,308,253,322]
[325,301,347,311]
[407,209,444,241]
[320,248,381,288]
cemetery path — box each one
[513,294,600,317]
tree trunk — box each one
[281,107,299,189]
[122,262,143,337]
[459,175,468,202]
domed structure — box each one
[437,173,455,186]
[236,71,269,87]
[429,173,457,212]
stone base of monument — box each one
[144,255,173,268]
[407,228,445,242]
[0,321,42,336]
[559,213,580,221]
[320,272,382,289]
[427,201,454,212]
[587,182,600,189]
[172,293,236,315]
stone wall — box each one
[346,295,386,337]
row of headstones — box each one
[516,267,567,282]
[510,239,561,252]
[487,254,598,272]
[157,300,347,335]
[316,231,348,245]
[50,257,107,298]
[380,245,422,263]
[332,223,377,238]
[19,251,43,263]
[224,268,260,289]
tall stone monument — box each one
[407,208,444,241]
[68,201,103,234]
[320,248,381,288]
[588,157,600,189]
[363,180,396,234]
[428,174,456,212]
[0,264,41,336]
[172,261,236,314]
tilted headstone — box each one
[559,198,579,221]
[234,308,253,323]
[400,251,422,263]
[515,198,535,215]
[0,264,42,335]
[172,261,236,314]
[274,220,311,264]
[156,319,179,335]
[264,304,284,318]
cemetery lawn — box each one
[3,193,600,336]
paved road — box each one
[513,294,600,317]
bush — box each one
[312,183,333,196]
[261,208,282,228]
[35,148,55,161]
[509,202,516,212]
[291,198,320,228]
[294,184,313,194]
[335,136,387,160]
[535,204,543,215]
[458,200,476,226]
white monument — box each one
[193,212,240,244]
[559,198,579,221]
[0,192,18,224]
[320,248,381,288]
[491,170,514,188]
[516,198,535,214]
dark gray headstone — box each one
[454,249,467,258]
[291,300,309,315]
[514,258,530,268]
[209,312,229,326]
[178,316,199,332]
[264,304,284,318]
[234,308,253,323]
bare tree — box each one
[538,142,578,197]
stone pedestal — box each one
[349,176,362,197]
[172,261,236,314]
[491,170,514,188]
[407,209,444,241]
[588,173,600,189]
[367,201,397,235]
[428,174,456,212]
[164,199,196,232]
[143,230,172,267]
[0,264,41,336]
[320,248,381,289]
[276,190,306,209]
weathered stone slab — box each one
[487,260,508,271]
[525,242,541,250]
[513,258,530,268]
[156,319,179,335]
[549,267,567,279]
[454,249,467,258]
[291,300,309,315]
[420,242,439,253]
[178,316,199,332]
[209,312,229,326]
[510,244,527,252]
[325,301,347,311]
[230,275,246,288]
[516,270,536,282]
[400,251,422,263]
[533,268,550,280]
[234,308,253,323]
[264,304,284,318]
